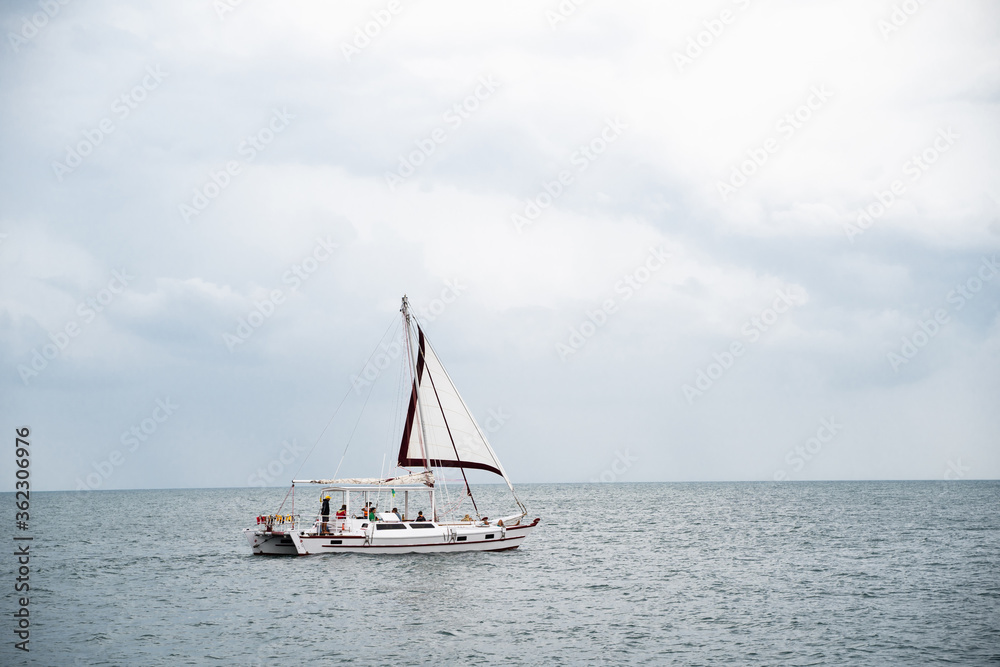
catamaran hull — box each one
[244,519,539,556]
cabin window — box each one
[409,523,434,529]
[376,524,407,530]
[485,534,495,539]
[456,536,467,541]
[329,540,341,545]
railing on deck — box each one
[252,513,363,534]
[251,511,518,533]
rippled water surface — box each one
[3,481,999,665]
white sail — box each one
[398,326,510,483]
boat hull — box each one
[244,518,539,555]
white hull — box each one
[244,518,539,556]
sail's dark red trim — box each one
[415,328,426,380]
[396,326,504,478]
[401,458,503,477]
[398,381,418,467]
[397,328,426,469]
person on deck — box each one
[390,507,401,521]
[336,504,347,520]
[416,511,427,522]
[320,496,330,535]
[368,505,377,521]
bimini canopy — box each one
[292,471,435,487]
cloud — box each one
[1,0,998,490]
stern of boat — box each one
[244,528,303,556]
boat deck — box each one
[245,517,540,555]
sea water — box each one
[2,481,998,665]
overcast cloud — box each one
[1,0,998,491]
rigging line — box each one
[274,483,295,516]
[382,327,406,475]
[409,315,480,516]
[287,314,400,483]
[439,466,451,521]
[440,495,466,517]
[331,318,401,481]
[421,349,480,517]
[375,452,387,512]
[414,312,525,515]
[407,320,455,519]
[394,330,407,454]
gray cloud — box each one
[1,0,998,490]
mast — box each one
[401,296,436,519]
[401,296,431,471]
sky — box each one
[1,0,998,492]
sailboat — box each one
[244,295,540,555]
